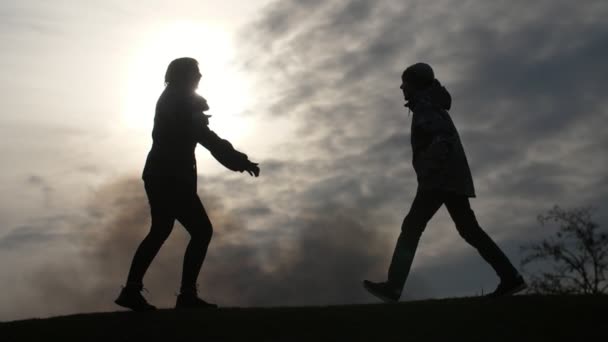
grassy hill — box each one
[1,295,606,341]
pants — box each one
[126,178,213,293]
[388,189,518,291]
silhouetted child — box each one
[363,63,526,302]
[115,57,259,311]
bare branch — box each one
[520,205,607,295]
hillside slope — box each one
[1,295,606,341]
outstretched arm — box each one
[192,113,260,177]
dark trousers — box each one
[126,178,213,293]
[388,189,518,291]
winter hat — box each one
[402,62,435,90]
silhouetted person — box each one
[363,63,526,302]
[115,57,260,311]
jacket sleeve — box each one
[414,108,457,175]
[191,112,251,172]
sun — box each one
[123,21,252,143]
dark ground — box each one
[1,295,606,341]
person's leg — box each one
[125,180,176,288]
[444,194,519,282]
[175,191,213,295]
[387,190,444,292]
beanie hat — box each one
[402,62,435,90]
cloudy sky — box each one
[1,0,607,321]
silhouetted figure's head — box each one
[400,62,435,101]
[165,57,202,91]
[401,62,452,110]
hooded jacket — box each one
[406,81,476,197]
[142,87,251,188]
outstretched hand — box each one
[244,162,260,177]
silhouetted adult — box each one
[115,57,259,311]
[363,63,525,302]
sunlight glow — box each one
[123,21,253,142]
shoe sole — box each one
[114,299,157,312]
[503,282,528,296]
[362,281,399,303]
[487,282,528,298]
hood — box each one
[407,79,452,111]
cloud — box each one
[238,0,608,223]
[0,225,60,250]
